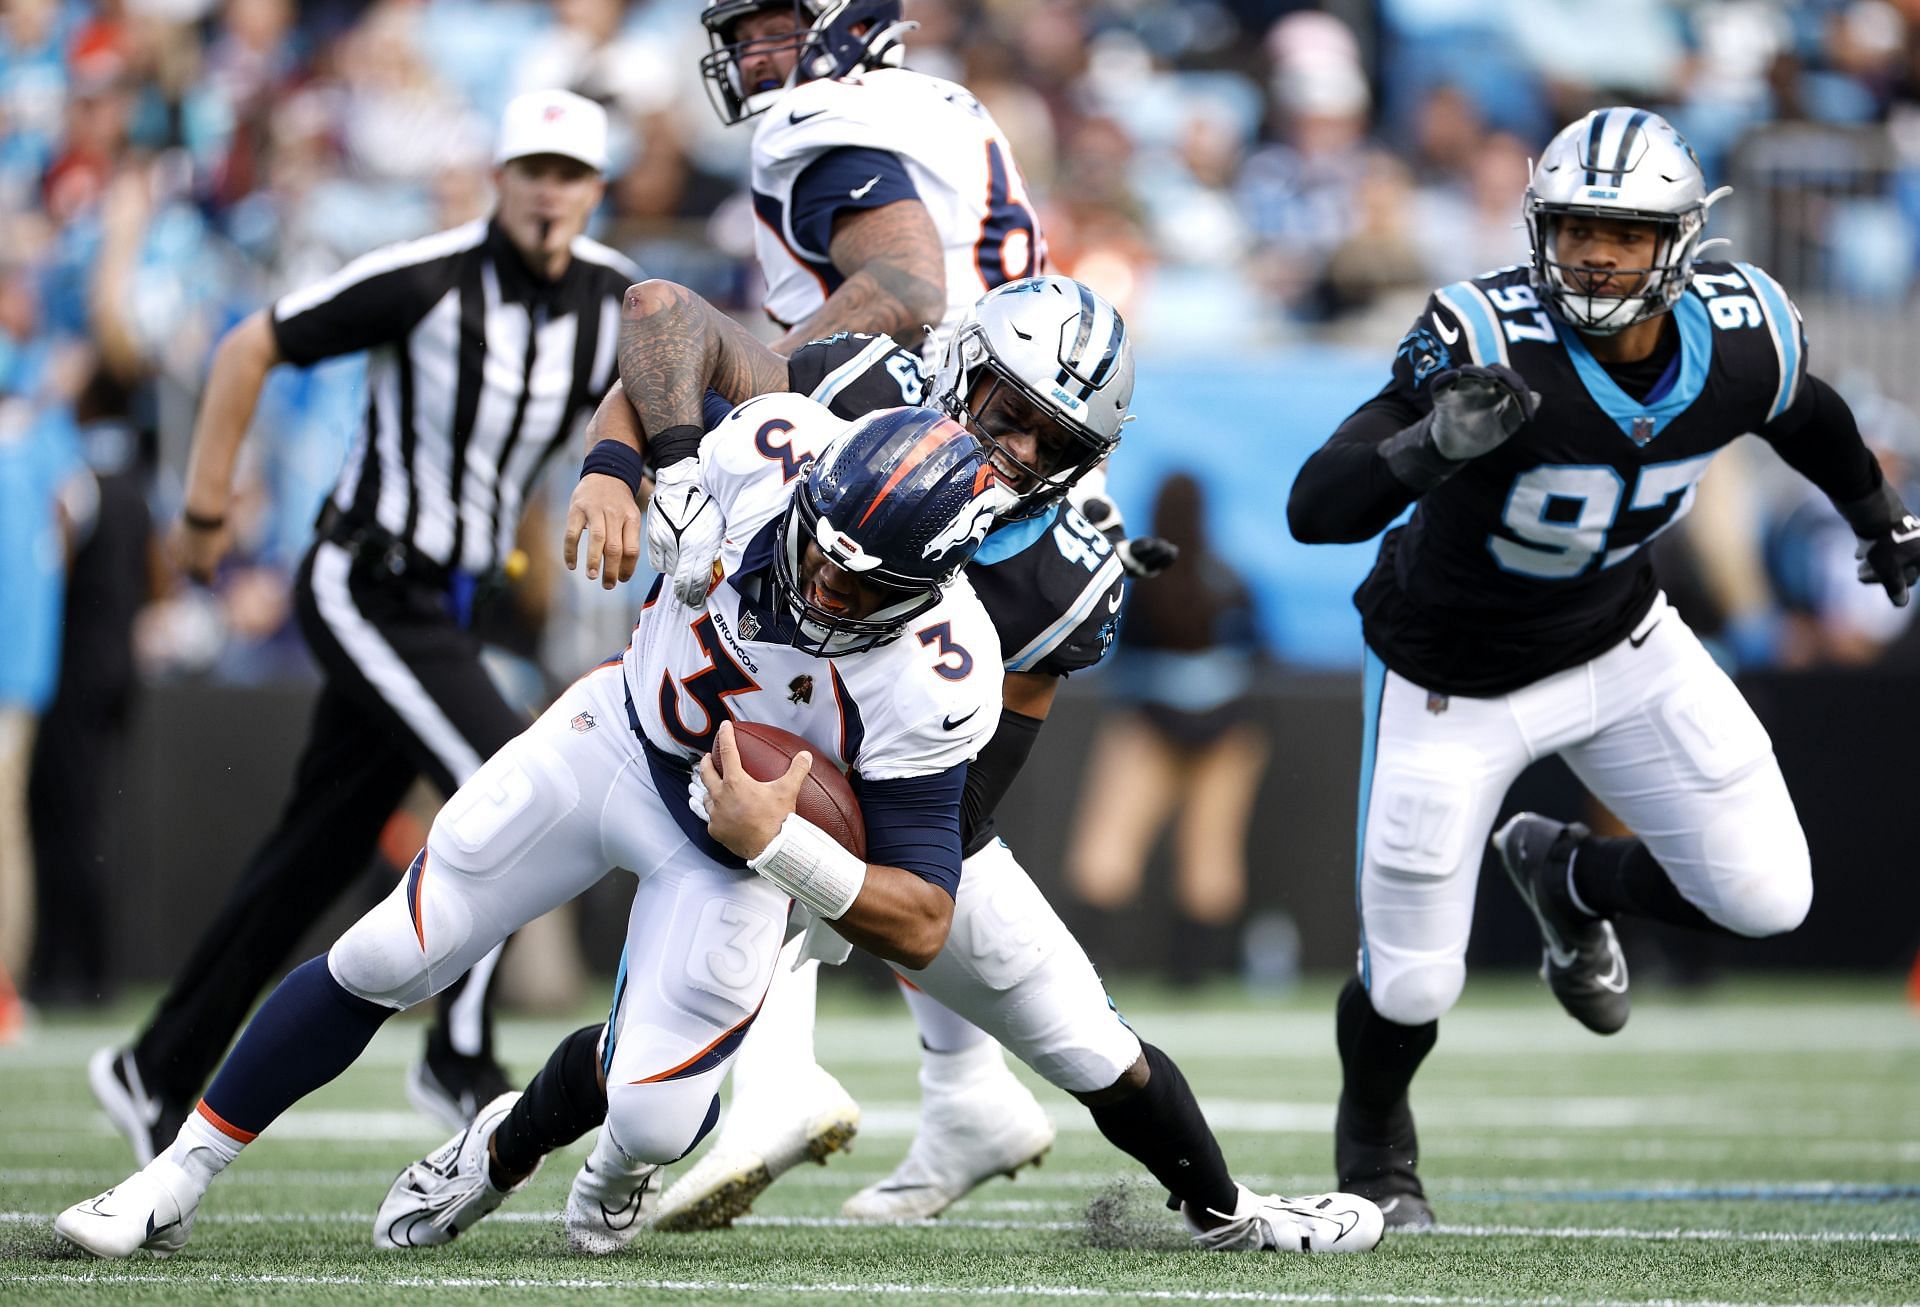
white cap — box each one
[495,89,609,172]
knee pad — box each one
[1699,804,1812,937]
[1011,989,1143,1095]
[605,1081,722,1166]
[328,871,456,1008]
[1368,959,1464,1026]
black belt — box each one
[314,503,469,590]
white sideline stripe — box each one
[310,541,484,782]
[3,1271,1907,1307]
[7,1210,1912,1245]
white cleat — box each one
[652,1068,860,1231]
[565,1139,661,1255]
[373,1092,538,1249]
[842,1042,1054,1221]
[1185,1183,1384,1254]
[54,1158,200,1259]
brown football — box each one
[730,721,867,860]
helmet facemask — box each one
[770,490,947,657]
[934,322,1120,521]
[1527,203,1705,335]
[699,0,912,127]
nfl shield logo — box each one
[740,611,761,640]
[571,712,596,733]
[1426,693,1449,716]
[1630,416,1656,446]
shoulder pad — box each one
[1729,261,1806,423]
[787,332,926,418]
[753,78,906,166]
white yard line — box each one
[3,1269,1913,1307]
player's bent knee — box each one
[1698,805,1812,937]
[604,1080,718,1165]
[1369,961,1464,1026]
[328,891,438,1008]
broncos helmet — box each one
[928,276,1134,521]
[1525,107,1732,335]
[700,0,913,126]
[771,406,1007,656]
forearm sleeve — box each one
[959,710,1044,849]
[1287,394,1427,543]
[1760,373,1884,518]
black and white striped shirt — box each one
[272,218,638,575]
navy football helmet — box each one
[772,406,1007,655]
[700,0,912,126]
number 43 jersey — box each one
[623,392,1003,789]
[1355,260,1807,696]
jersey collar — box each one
[1555,293,1712,445]
[973,510,1053,566]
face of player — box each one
[798,541,901,621]
[1552,214,1664,299]
[965,374,1084,501]
[494,154,605,275]
[731,8,808,99]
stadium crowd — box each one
[6,0,1920,1024]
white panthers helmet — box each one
[1525,107,1731,334]
[929,276,1134,520]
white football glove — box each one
[646,458,725,607]
[687,767,712,823]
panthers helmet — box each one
[700,0,912,126]
[772,407,1007,656]
[929,276,1134,520]
[1525,107,1731,334]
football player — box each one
[52,400,1013,1259]
[701,0,1045,357]
[1288,108,1920,1228]
[369,275,1384,1257]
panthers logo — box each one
[1396,325,1451,390]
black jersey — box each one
[786,330,928,418]
[1347,260,1808,696]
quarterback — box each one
[52,398,1012,1259]
[1288,107,1920,1227]
[372,275,1384,1258]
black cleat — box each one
[1335,1095,1434,1230]
[1494,813,1630,1035]
[88,1047,189,1167]
[407,1033,513,1132]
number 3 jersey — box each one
[1343,260,1812,697]
[623,392,1003,806]
[750,68,1046,357]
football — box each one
[730,721,867,860]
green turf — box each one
[3,975,1917,1305]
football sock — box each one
[1569,836,1722,933]
[199,956,393,1144]
[898,979,991,1055]
[1087,1042,1237,1215]
[490,1024,606,1188]
[1335,975,1437,1126]
[166,1106,243,1194]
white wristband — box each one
[747,813,868,920]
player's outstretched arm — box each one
[618,279,794,431]
[771,200,945,353]
[697,721,956,969]
[1763,373,1920,606]
[175,310,284,581]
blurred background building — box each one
[7,0,1920,1006]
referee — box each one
[90,90,638,1163]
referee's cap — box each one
[496,90,609,173]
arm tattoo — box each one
[617,281,792,440]
[777,200,946,350]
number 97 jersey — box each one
[751,68,1045,358]
[1358,260,1807,696]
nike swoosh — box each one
[1593,940,1629,992]
[1893,518,1920,544]
[789,108,827,124]
[1107,592,1122,613]
[943,708,979,731]
[1433,309,1460,345]
[1628,618,1662,648]
[850,176,880,200]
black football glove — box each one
[1856,513,1920,607]
[1428,363,1541,460]
[1117,535,1179,578]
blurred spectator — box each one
[1064,473,1268,985]
[0,261,95,1007]
[513,0,679,123]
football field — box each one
[2,975,1916,1306]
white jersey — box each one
[623,392,1002,782]
[750,68,1046,358]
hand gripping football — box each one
[731,722,867,859]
